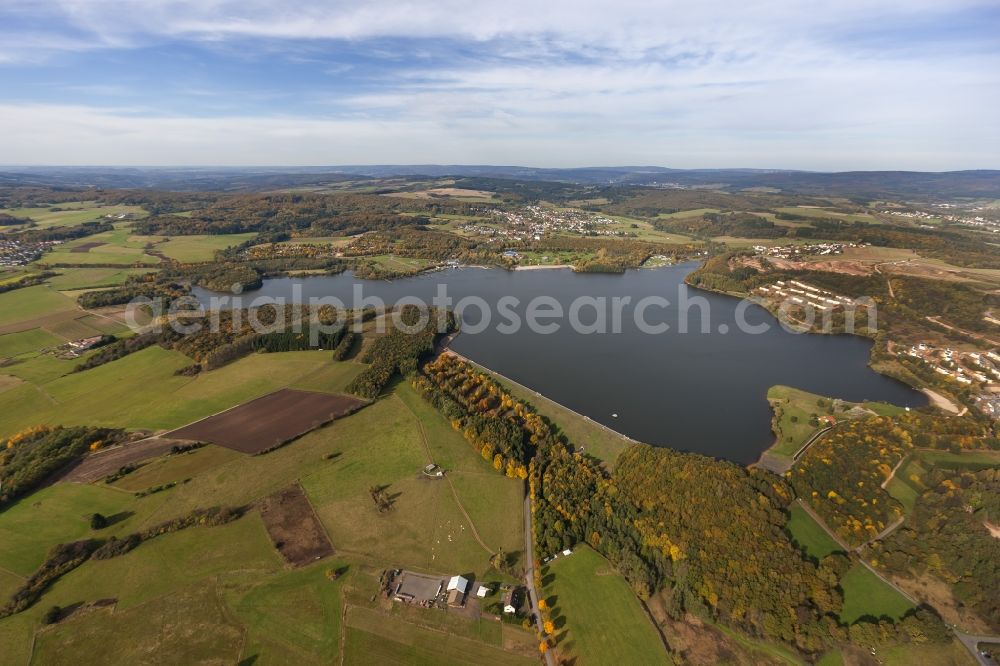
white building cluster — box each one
[0,238,49,266]
[753,242,859,260]
[754,280,863,312]
[900,344,1000,388]
[460,206,631,242]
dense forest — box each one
[791,414,996,547]
[345,306,455,398]
[133,192,474,236]
[868,468,1000,631]
[0,426,127,506]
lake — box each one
[193,264,926,464]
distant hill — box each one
[0,165,998,199]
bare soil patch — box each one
[164,388,367,454]
[70,242,105,253]
[258,483,334,566]
[59,437,189,483]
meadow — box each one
[130,232,258,262]
[542,546,670,664]
[0,285,79,329]
[785,503,844,560]
[838,564,914,624]
[0,203,147,229]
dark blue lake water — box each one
[194,263,925,463]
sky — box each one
[0,0,998,170]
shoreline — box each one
[439,343,640,448]
[512,264,573,271]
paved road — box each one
[956,631,1000,666]
[523,493,555,666]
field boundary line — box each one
[0,564,26,580]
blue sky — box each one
[0,0,998,169]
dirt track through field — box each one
[394,394,494,555]
[59,437,190,483]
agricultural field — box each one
[0,328,64,357]
[0,347,367,438]
[774,206,882,225]
[130,232,258,262]
[300,386,525,576]
[838,564,914,624]
[165,388,367,453]
[224,562,345,665]
[343,605,533,665]
[45,267,158,291]
[0,347,528,663]
[542,546,670,664]
[0,203,147,229]
[109,444,242,491]
[0,284,79,330]
[44,231,160,266]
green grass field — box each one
[0,285,79,329]
[0,328,64,357]
[774,207,880,225]
[30,584,244,665]
[786,503,844,559]
[0,347,363,438]
[0,203,147,229]
[543,546,669,665]
[300,385,523,575]
[0,483,140,576]
[839,564,914,624]
[46,267,157,291]
[885,456,928,514]
[111,445,243,492]
[916,449,1000,470]
[343,605,533,666]
[225,563,345,665]
[130,233,258,262]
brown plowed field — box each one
[164,388,366,454]
[71,242,105,253]
[259,484,334,567]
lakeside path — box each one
[440,348,640,447]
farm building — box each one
[446,575,469,607]
[502,588,522,614]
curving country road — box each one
[524,493,555,666]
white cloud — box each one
[0,0,997,167]
[0,99,996,170]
